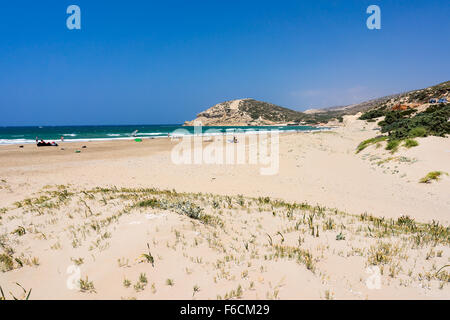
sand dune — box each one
[0,116,449,299]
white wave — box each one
[138,132,164,136]
[0,139,36,145]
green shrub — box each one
[136,198,160,208]
[409,127,428,138]
[381,104,450,139]
[386,140,400,153]
[359,107,386,120]
[403,139,419,148]
[358,104,450,152]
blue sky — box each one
[0,1,449,125]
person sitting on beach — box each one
[233,136,238,143]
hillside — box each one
[184,81,449,126]
[358,81,450,122]
[325,81,450,120]
[183,98,305,126]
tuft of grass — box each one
[336,232,345,241]
[133,273,148,292]
[133,282,146,292]
[367,242,399,265]
[136,198,160,208]
[139,273,148,285]
[12,226,26,236]
[0,253,14,272]
[0,283,32,300]
[139,243,155,266]
[79,277,96,293]
[71,257,84,266]
[324,289,334,300]
[31,257,40,266]
[223,284,243,300]
[385,140,400,153]
[165,278,174,286]
[403,139,419,148]
[356,136,388,153]
[419,171,448,183]
[271,245,316,272]
[193,285,200,297]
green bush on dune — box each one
[358,105,387,120]
[357,103,449,153]
[403,139,419,148]
[408,127,428,138]
[385,140,400,153]
[379,104,450,140]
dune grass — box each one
[404,139,419,148]
[419,171,448,184]
[356,136,388,153]
[1,185,449,298]
[385,140,400,153]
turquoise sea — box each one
[0,124,325,145]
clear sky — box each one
[0,1,449,126]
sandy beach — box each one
[0,116,449,299]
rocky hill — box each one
[183,99,305,126]
[184,81,449,126]
[329,81,449,117]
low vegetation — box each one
[356,80,449,153]
[356,136,388,153]
[357,103,449,153]
[385,140,401,153]
[1,185,448,298]
[419,171,448,184]
[79,276,96,293]
[403,139,419,148]
[0,283,32,300]
[379,104,450,140]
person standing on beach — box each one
[61,136,64,142]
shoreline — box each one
[0,116,448,224]
[0,126,331,146]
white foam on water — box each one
[0,139,36,145]
[139,132,164,136]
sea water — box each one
[0,124,325,145]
